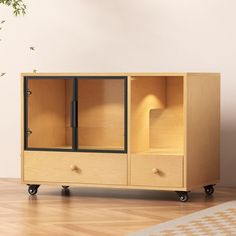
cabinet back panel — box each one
[77,79,124,149]
[130,76,183,154]
[65,80,72,146]
[28,79,71,148]
[150,77,184,151]
[130,77,166,153]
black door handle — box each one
[70,100,77,128]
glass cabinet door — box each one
[77,77,127,152]
[24,76,127,153]
[25,77,73,150]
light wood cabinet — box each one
[21,73,220,202]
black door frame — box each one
[24,76,128,153]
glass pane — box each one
[78,78,125,151]
[27,78,72,149]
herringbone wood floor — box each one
[0,179,235,236]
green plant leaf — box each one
[0,0,26,15]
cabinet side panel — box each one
[186,74,220,189]
[21,75,25,181]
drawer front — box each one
[131,155,183,187]
[24,152,127,185]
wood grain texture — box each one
[27,79,69,148]
[0,179,235,236]
[150,77,184,151]
[20,73,220,192]
[24,151,127,185]
[21,72,189,77]
[78,79,125,149]
[131,155,183,187]
[130,76,166,153]
[185,73,220,189]
[22,152,186,191]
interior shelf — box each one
[134,148,184,156]
[49,146,124,150]
[52,147,183,154]
[78,146,124,151]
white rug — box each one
[128,201,236,236]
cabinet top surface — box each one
[21,72,220,77]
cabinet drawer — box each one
[131,155,183,187]
[24,152,127,185]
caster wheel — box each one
[204,185,215,196]
[62,185,69,189]
[176,191,189,202]
[28,185,40,195]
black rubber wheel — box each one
[176,191,189,202]
[204,185,214,196]
[28,185,39,195]
[62,185,69,189]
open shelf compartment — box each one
[130,76,184,156]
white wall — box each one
[0,0,235,186]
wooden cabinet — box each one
[21,73,220,202]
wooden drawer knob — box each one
[70,165,78,171]
[152,168,159,174]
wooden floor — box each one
[0,179,235,236]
